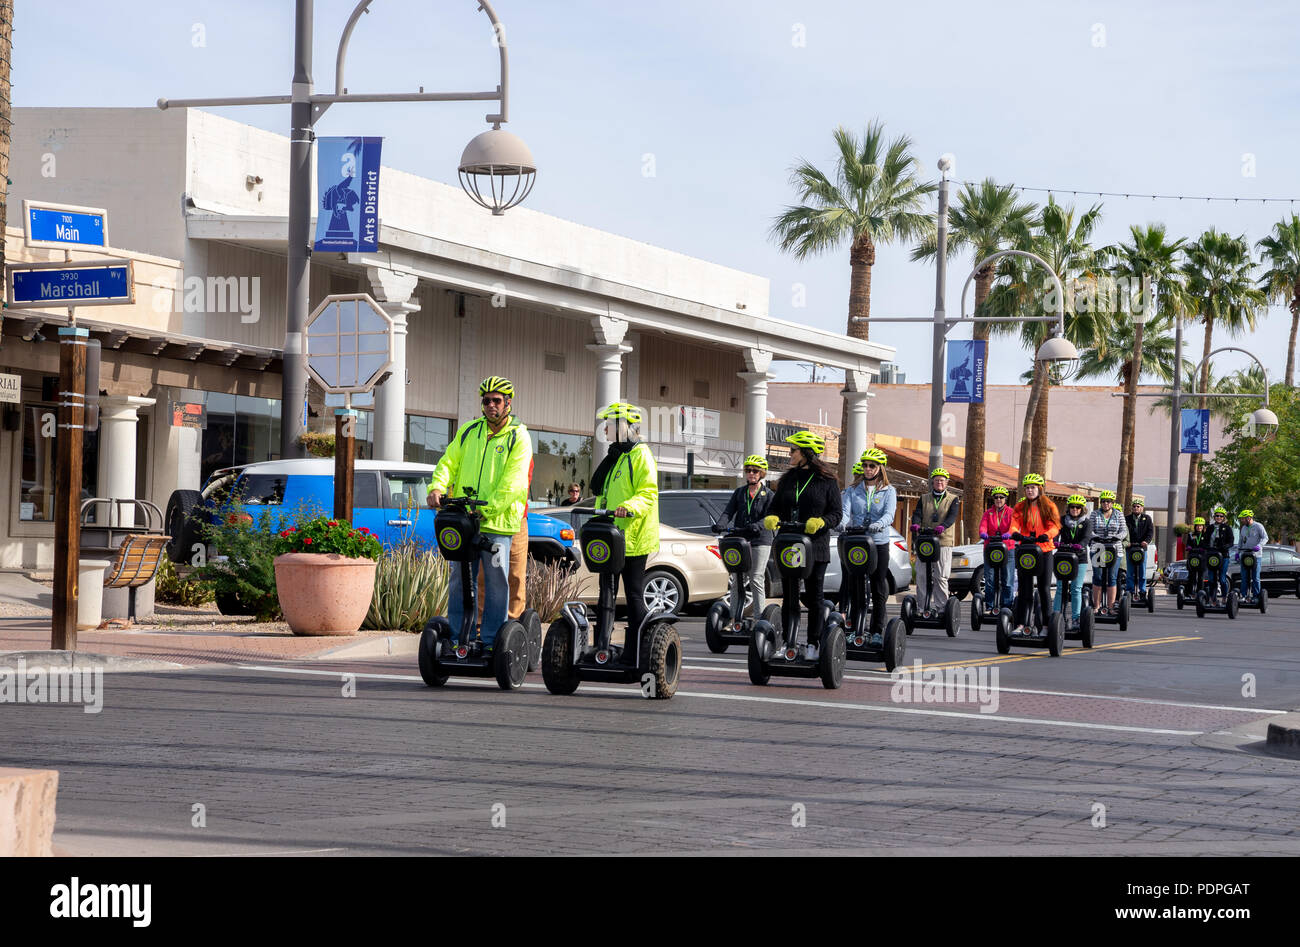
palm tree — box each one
[1179,230,1267,520]
[1256,215,1300,386]
[1103,224,1188,506]
[912,180,1037,538]
[984,197,1106,475]
[771,120,935,478]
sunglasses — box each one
[744,467,763,474]
[481,396,505,406]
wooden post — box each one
[52,326,88,650]
[334,408,356,522]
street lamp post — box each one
[928,157,952,473]
[160,0,536,460]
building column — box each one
[366,267,421,462]
[841,371,872,475]
[738,348,773,468]
[587,314,631,466]
[98,396,156,527]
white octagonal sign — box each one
[305,293,394,395]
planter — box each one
[273,552,378,636]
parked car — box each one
[554,488,911,596]
[165,459,578,571]
[1164,544,1300,599]
[949,538,1159,600]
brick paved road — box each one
[3,595,1298,855]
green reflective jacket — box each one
[429,415,532,535]
[597,441,660,556]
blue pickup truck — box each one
[165,458,577,569]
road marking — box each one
[887,636,1201,673]
[203,847,346,857]
[233,665,1214,736]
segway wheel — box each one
[901,595,918,636]
[995,611,1012,654]
[1227,592,1239,620]
[643,621,682,700]
[1176,589,1184,610]
[1118,595,1131,632]
[1080,607,1094,649]
[1147,590,1155,613]
[883,618,906,672]
[418,620,451,687]
[819,625,847,690]
[493,621,529,691]
[1047,612,1065,657]
[761,603,782,628]
[747,634,771,686]
[704,600,730,654]
[542,619,581,695]
[1259,588,1268,614]
[970,594,984,632]
[522,609,543,672]
[1195,594,1206,619]
[943,597,961,638]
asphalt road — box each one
[5,591,1299,856]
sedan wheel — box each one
[643,570,684,617]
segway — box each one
[541,508,682,699]
[747,519,847,689]
[1184,543,1238,619]
[837,526,905,670]
[1237,549,1268,614]
[417,493,531,691]
[1126,543,1156,614]
[1051,542,1094,649]
[970,536,1012,632]
[704,523,765,653]
[996,535,1065,657]
[1090,537,1131,631]
[900,526,960,637]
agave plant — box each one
[525,557,586,622]
[363,543,449,632]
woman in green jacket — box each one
[592,402,660,662]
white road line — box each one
[233,664,1214,736]
[202,847,346,857]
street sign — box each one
[6,259,135,309]
[23,200,109,252]
[305,293,394,395]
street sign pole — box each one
[52,326,88,650]
[334,403,356,523]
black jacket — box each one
[1058,514,1093,550]
[721,482,775,546]
[770,469,842,562]
[1125,512,1153,545]
[1206,523,1234,552]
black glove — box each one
[1010,532,1024,542]
[1037,534,1050,544]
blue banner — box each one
[1180,408,1210,454]
[314,137,382,253]
[944,340,986,403]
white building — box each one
[2,107,894,568]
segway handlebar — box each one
[1010,532,1051,544]
[592,506,631,518]
[712,521,760,537]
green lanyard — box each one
[794,476,813,505]
[866,486,875,510]
[745,485,760,518]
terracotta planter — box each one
[273,552,378,636]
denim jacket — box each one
[845,481,896,541]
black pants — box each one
[619,554,648,660]
[869,543,891,634]
[789,561,829,645]
[1014,556,1052,629]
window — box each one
[658,495,714,533]
[383,471,431,509]
[195,392,284,485]
[404,415,451,465]
[532,429,592,504]
[19,400,100,522]
[353,472,380,509]
[235,475,288,505]
[1274,549,1299,565]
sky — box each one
[15,0,1300,385]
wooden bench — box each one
[103,534,172,620]
[80,498,168,622]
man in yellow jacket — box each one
[428,376,532,648]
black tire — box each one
[542,619,581,695]
[819,624,847,690]
[643,569,686,617]
[883,618,905,672]
[995,611,1011,654]
[1080,607,1094,649]
[943,596,961,637]
[165,489,204,564]
[215,588,258,616]
[1227,592,1239,620]
[644,621,682,700]
[747,634,771,686]
[1147,589,1155,613]
[704,600,730,654]
[1176,589,1184,610]
[760,603,782,628]
[970,593,984,632]
[971,565,985,600]
[418,620,450,687]
[1118,595,1131,632]
[493,621,529,691]
[1260,588,1268,614]
[521,609,543,672]
[1195,595,1206,619]
[1048,611,1064,657]
[901,595,917,635]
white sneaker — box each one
[805,643,819,661]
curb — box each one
[309,634,420,661]
[1266,713,1300,757]
[0,650,186,673]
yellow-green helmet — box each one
[990,485,1009,498]
[860,447,888,466]
[785,430,825,455]
[1193,516,1206,525]
[1131,495,1145,506]
[597,402,644,424]
[1213,506,1227,516]
[743,455,769,471]
[852,461,863,475]
[1099,490,1116,502]
[1239,509,1254,519]
[1067,494,1087,508]
[930,467,950,479]
[1022,473,1045,487]
[479,375,514,398]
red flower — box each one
[358,527,369,534]
[288,527,297,533]
[304,538,313,545]
[328,521,338,527]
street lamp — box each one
[160,0,536,458]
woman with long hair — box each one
[847,447,896,638]
[1010,473,1060,633]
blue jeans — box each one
[447,534,512,647]
[1054,572,1085,621]
[994,556,1016,608]
[1216,557,1232,598]
[1126,546,1148,594]
[1242,557,1262,597]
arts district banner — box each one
[314,137,382,253]
[944,340,986,403]
[1180,408,1210,454]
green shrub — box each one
[273,517,384,560]
[363,543,449,631]
[298,431,335,457]
[1173,523,1192,537]
[154,556,215,606]
[525,556,586,622]
[197,501,322,622]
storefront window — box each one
[193,392,284,484]
[405,415,451,465]
[532,429,592,504]
[19,402,99,521]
